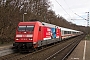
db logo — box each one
[22,35,27,37]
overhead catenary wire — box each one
[63,0,86,20]
[55,0,71,18]
[74,13,86,20]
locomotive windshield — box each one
[18,26,34,31]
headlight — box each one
[31,39,32,40]
[16,38,19,40]
[29,38,33,40]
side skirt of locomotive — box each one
[37,38,61,47]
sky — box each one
[49,0,90,26]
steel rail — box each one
[45,35,85,60]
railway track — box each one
[0,48,13,57]
[45,35,85,60]
[0,35,85,60]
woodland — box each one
[0,0,88,44]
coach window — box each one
[68,31,69,34]
[67,31,69,34]
[69,31,71,34]
[73,32,76,34]
[39,26,41,31]
[64,31,67,34]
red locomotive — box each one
[13,21,61,51]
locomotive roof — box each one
[18,21,42,26]
[42,22,56,28]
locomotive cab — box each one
[13,21,42,51]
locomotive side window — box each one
[39,26,41,31]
